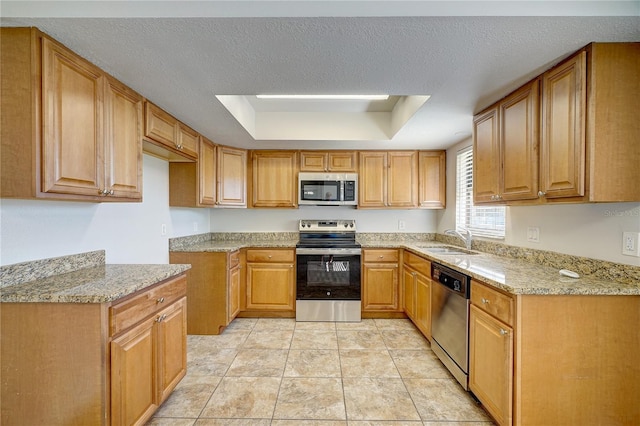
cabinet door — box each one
[299,152,327,171]
[251,151,297,207]
[418,151,446,208]
[199,137,217,206]
[327,152,357,171]
[414,273,431,339]
[111,317,157,426]
[403,268,416,319]
[156,298,187,403]
[217,145,247,207]
[473,107,500,204]
[42,37,104,196]
[500,78,539,201]
[145,102,177,148]
[469,305,513,426]
[358,152,387,207]
[176,124,199,159]
[362,263,399,311]
[387,151,418,207]
[104,76,143,200]
[228,264,241,322]
[540,51,586,199]
[246,263,295,310]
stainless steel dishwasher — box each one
[430,262,471,390]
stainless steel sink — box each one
[414,245,477,255]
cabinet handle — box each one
[157,297,165,303]
[481,298,490,304]
[98,189,108,195]
[538,190,546,197]
[156,313,167,323]
[108,189,114,196]
[500,329,509,335]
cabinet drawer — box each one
[364,249,399,263]
[229,250,240,268]
[246,249,294,263]
[471,280,514,326]
[110,274,187,336]
[403,251,431,277]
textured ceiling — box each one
[1,1,639,150]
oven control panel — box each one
[299,219,356,232]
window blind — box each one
[455,147,505,239]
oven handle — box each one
[296,248,362,256]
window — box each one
[455,146,505,238]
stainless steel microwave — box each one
[298,172,358,206]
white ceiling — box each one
[2,1,639,150]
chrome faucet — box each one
[444,228,473,250]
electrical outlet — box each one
[161,224,167,236]
[622,232,640,257]
[193,222,198,232]
[527,226,540,243]
[398,220,406,230]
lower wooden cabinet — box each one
[244,248,295,312]
[469,304,513,426]
[169,250,241,334]
[402,250,432,339]
[362,249,401,312]
[0,273,187,426]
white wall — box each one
[437,138,640,266]
[0,155,211,266]
[210,207,438,233]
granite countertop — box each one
[365,240,640,296]
[169,235,638,296]
[1,263,191,303]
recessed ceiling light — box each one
[255,94,390,100]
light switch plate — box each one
[527,226,540,243]
[622,231,640,257]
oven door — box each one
[296,248,361,300]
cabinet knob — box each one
[268,255,272,259]
[156,313,167,323]
[378,255,384,259]
[108,189,114,195]
[500,329,509,335]
[481,298,490,304]
[538,190,546,197]
[157,297,165,303]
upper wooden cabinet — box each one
[474,79,539,204]
[418,151,446,208]
[250,151,298,208]
[217,145,247,207]
[475,42,639,205]
[359,151,419,208]
[1,28,143,202]
[144,102,198,161]
[300,151,357,172]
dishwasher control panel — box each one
[431,263,470,298]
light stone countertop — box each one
[170,236,639,296]
[0,263,191,303]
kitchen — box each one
[1,1,639,425]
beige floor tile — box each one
[188,330,250,349]
[195,419,271,425]
[284,349,342,377]
[339,349,400,378]
[403,378,493,422]
[200,377,281,419]
[273,420,347,425]
[253,318,297,331]
[373,319,416,330]
[225,318,258,331]
[273,377,347,420]
[380,328,430,350]
[295,321,338,330]
[337,330,386,349]
[422,422,495,425]
[146,418,197,425]
[153,375,221,418]
[225,349,288,377]
[242,329,293,349]
[335,319,377,330]
[188,347,238,376]
[342,377,421,421]
[389,349,452,379]
[347,421,423,425]
[291,329,339,350]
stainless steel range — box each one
[295,219,361,322]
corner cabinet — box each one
[0,273,188,425]
[1,27,143,202]
[359,151,418,208]
[474,42,640,205]
[362,249,401,313]
[418,151,446,208]
[144,101,198,161]
[249,151,298,208]
[217,145,248,207]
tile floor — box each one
[147,318,495,425]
